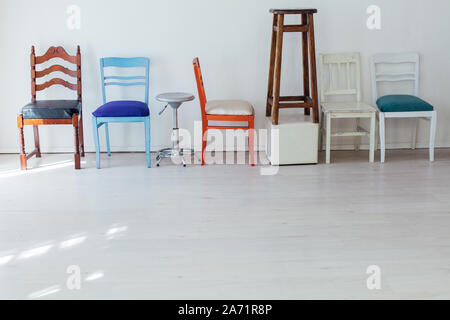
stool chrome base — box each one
[155,92,196,167]
[156,148,195,167]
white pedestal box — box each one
[265,114,319,166]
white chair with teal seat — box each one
[370,53,437,162]
[92,57,151,169]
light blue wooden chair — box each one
[92,57,151,169]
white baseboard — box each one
[321,142,448,151]
[0,142,448,154]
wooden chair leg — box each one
[266,14,278,117]
[105,123,111,157]
[17,115,27,170]
[430,111,437,162]
[271,14,284,125]
[355,118,361,152]
[369,114,376,163]
[249,117,255,166]
[379,113,386,163]
[326,113,332,164]
[202,129,207,166]
[319,110,325,152]
[73,115,81,170]
[308,13,319,124]
[33,125,41,158]
[92,117,101,169]
[144,117,151,168]
[302,13,311,116]
[79,112,85,157]
[412,118,418,150]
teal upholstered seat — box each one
[376,95,434,113]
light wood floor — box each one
[1,149,450,299]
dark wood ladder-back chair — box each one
[17,46,84,170]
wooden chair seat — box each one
[22,100,81,119]
[321,101,376,113]
[92,100,149,118]
[376,95,434,113]
[206,100,254,116]
[269,8,317,14]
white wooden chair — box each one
[370,53,437,162]
[319,52,377,164]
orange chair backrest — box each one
[193,58,207,121]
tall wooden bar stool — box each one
[266,9,319,125]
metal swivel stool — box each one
[156,93,195,167]
[266,8,320,125]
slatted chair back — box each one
[370,53,420,106]
[319,52,362,103]
[31,46,82,103]
[193,58,207,123]
[100,57,150,105]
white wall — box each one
[1,0,450,153]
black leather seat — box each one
[22,100,81,119]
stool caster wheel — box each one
[157,164,160,167]
[183,164,187,168]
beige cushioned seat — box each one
[206,100,254,116]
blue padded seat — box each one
[92,100,149,117]
[376,95,434,113]
[22,100,81,119]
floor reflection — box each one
[18,244,54,260]
[106,225,128,240]
[0,160,87,179]
[28,285,61,299]
[2,222,128,299]
[59,235,88,250]
[0,254,14,266]
[85,271,105,282]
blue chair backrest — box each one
[100,57,150,105]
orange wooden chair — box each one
[17,46,84,170]
[193,58,255,166]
